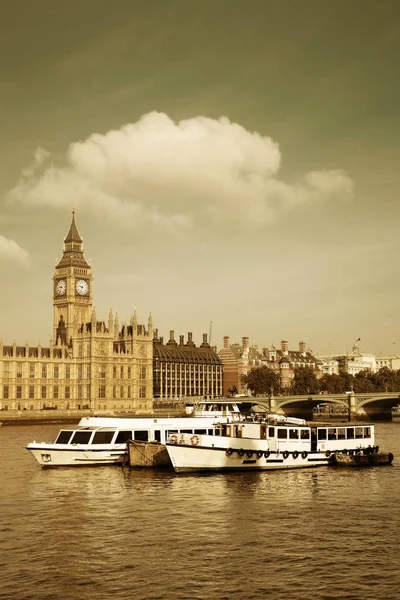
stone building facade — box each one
[218,336,263,395]
[153,330,223,400]
[261,340,322,388]
[218,336,322,394]
[0,213,153,414]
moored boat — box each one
[312,402,348,421]
[166,418,392,473]
[26,400,267,467]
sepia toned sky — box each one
[1,0,400,355]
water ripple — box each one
[0,423,400,599]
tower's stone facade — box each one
[0,213,153,414]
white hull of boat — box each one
[166,444,330,473]
[26,443,126,467]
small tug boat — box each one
[331,450,394,467]
[166,416,393,473]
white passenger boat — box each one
[166,417,382,473]
[26,400,261,467]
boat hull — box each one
[26,443,126,467]
[166,444,330,473]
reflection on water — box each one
[0,423,400,599]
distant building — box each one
[317,356,340,376]
[337,343,376,375]
[153,330,223,400]
[376,355,400,371]
[261,340,322,389]
[218,337,322,394]
[218,336,263,395]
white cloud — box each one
[0,236,30,267]
[8,112,354,229]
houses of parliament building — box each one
[0,213,223,415]
[0,213,154,414]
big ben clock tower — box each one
[53,211,93,344]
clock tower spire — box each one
[53,211,93,344]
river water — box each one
[0,422,399,600]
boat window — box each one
[277,429,287,439]
[317,429,327,441]
[300,429,310,439]
[179,429,193,434]
[71,431,92,444]
[208,429,213,435]
[134,430,149,442]
[55,430,74,444]
[363,427,371,438]
[355,427,363,439]
[289,429,299,440]
[346,428,355,439]
[194,429,207,434]
[337,428,346,440]
[92,431,115,444]
[328,428,337,440]
[115,430,133,444]
[154,430,161,443]
[268,427,275,437]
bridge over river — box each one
[252,391,400,421]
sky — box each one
[1,0,400,356]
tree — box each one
[290,367,319,395]
[353,370,376,393]
[318,373,345,394]
[371,367,400,392]
[228,385,238,397]
[241,366,280,396]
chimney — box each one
[159,336,164,345]
[242,336,249,349]
[167,330,177,346]
[281,340,288,354]
[299,341,306,355]
[153,328,158,339]
[186,332,195,346]
[179,335,184,346]
[223,336,230,348]
[203,333,208,344]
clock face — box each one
[76,279,89,296]
[56,279,66,296]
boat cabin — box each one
[190,400,268,419]
[54,421,216,447]
[209,421,375,454]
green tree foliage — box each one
[290,367,320,395]
[370,366,399,392]
[318,367,400,395]
[318,374,344,394]
[241,366,400,396]
[241,366,280,396]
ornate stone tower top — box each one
[56,210,90,269]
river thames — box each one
[0,422,399,600]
